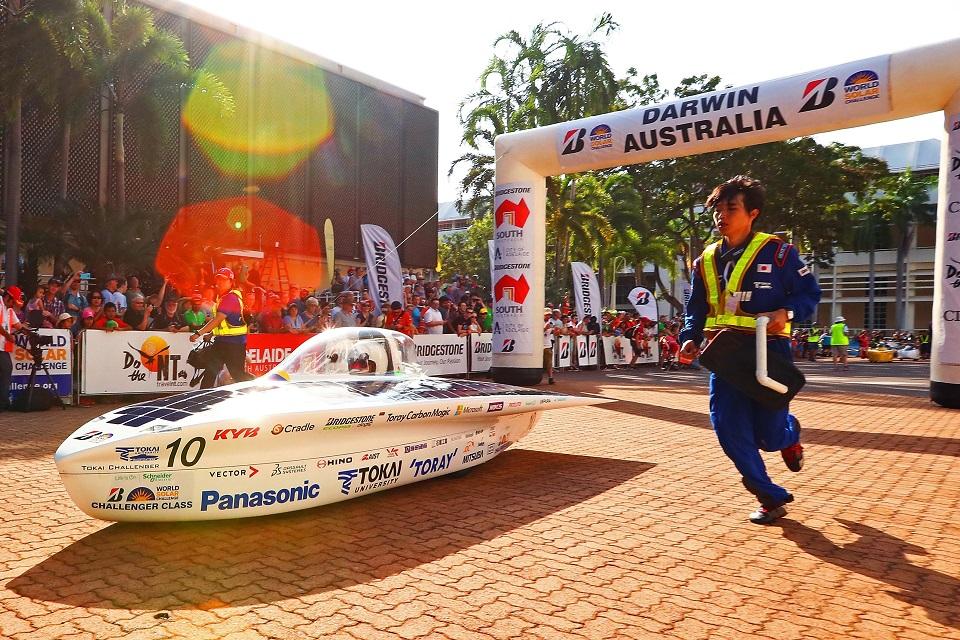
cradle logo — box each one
[495,198,530,228]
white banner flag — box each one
[361,224,404,312]
[628,287,658,323]
[571,262,602,322]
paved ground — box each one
[1,359,958,639]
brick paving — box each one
[1,361,958,639]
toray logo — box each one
[799,77,838,113]
[494,274,530,307]
[562,127,586,155]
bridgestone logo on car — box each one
[325,415,375,429]
[416,344,464,357]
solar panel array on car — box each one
[104,389,234,427]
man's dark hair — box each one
[706,175,765,214]
[104,302,116,310]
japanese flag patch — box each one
[757,264,772,273]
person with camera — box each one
[0,287,25,411]
[190,268,254,388]
[679,176,820,525]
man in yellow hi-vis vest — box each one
[830,316,850,371]
[680,176,821,525]
[190,268,254,388]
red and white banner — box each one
[361,224,404,313]
[571,262,602,322]
[556,336,572,368]
[492,182,536,355]
[574,335,599,367]
[245,334,311,377]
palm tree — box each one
[100,2,190,219]
[451,15,624,219]
[870,170,936,329]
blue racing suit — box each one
[681,233,821,507]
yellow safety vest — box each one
[701,232,792,338]
[212,289,247,337]
[807,329,820,343]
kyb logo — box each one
[214,427,259,440]
[799,77,838,113]
[561,128,587,155]
[494,275,530,311]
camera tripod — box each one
[18,346,66,411]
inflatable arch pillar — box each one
[490,38,960,407]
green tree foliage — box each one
[438,214,494,290]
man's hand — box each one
[189,332,201,343]
[757,308,790,335]
[680,340,700,359]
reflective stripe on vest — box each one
[701,232,791,337]
[807,330,820,343]
[212,289,247,337]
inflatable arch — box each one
[489,38,960,407]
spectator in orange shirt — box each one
[385,301,415,337]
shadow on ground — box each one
[781,519,960,629]
[590,399,960,457]
[7,450,653,611]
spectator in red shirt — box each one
[92,302,131,331]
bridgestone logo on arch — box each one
[492,181,537,355]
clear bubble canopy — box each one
[271,328,421,379]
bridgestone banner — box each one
[470,333,493,373]
[361,224,404,313]
[571,262,602,322]
[492,182,536,355]
[556,56,890,172]
[628,287,658,323]
[575,335,598,367]
[413,334,469,376]
[556,336,572,368]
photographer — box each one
[0,287,25,412]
